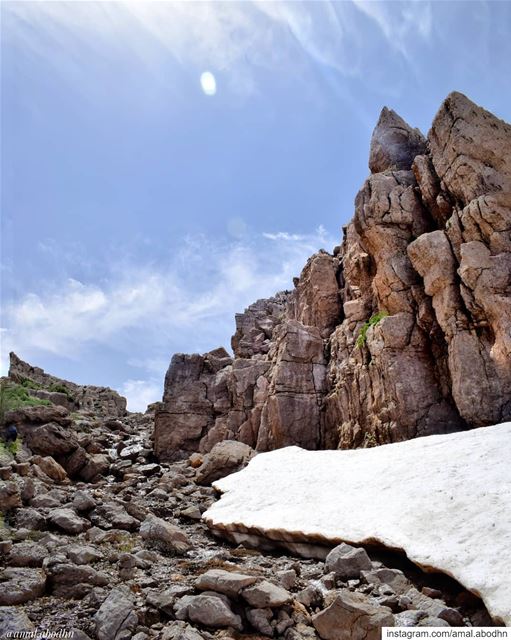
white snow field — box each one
[204,422,511,625]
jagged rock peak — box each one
[369,106,427,174]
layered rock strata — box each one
[155,92,511,461]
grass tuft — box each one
[356,311,389,348]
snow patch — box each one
[204,423,511,625]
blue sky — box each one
[1,1,510,411]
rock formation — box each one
[9,352,127,417]
[204,422,511,625]
[155,92,511,461]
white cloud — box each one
[122,378,161,412]
[1,227,337,408]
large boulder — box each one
[32,455,68,482]
[325,543,372,580]
[94,588,138,640]
[48,508,89,535]
[241,580,292,608]
[0,568,46,605]
[0,607,35,635]
[195,569,258,598]
[140,514,192,555]
[312,591,394,640]
[7,405,71,427]
[195,440,255,485]
[174,593,243,631]
[46,560,109,598]
[22,422,78,458]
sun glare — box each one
[200,71,217,96]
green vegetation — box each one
[49,382,70,395]
[116,535,135,553]
[0,380,51,427]
[18,376,43,390]
[356,311,389,348]
[0,437,22,457]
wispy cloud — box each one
[1,227,336,409]
[3,0,434,101]
[352,0,433,62]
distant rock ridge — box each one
[8,352,127,418]
[152,91,511,460]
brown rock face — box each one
[155,92,511,460]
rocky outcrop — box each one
[204,422,511,626]
[155,92,511,459]
[9,352,127,417]
[0,399,495,634]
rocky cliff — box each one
[155,92,511,462]
[9,352,127,418]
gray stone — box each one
[394,610,427,626]
[277,569,297,590]
[94,588,138,640]
[325,543,372,580]
[312,590,394,640]
[72,490,97,512]
[0,567,46,605]
[48,508,89,534]
[0,606,35,635]
[31,493,62,508]
[405,587,463,625]
[360,568,410,595]
[7,542,47,567]
[242,580,292,608]
[161,621,205,640]
[67,545,103,565]
[15,507,46,531]
[174,593,242,631]
[89,502,139,532]
[146,586,191,616]
[296,584,324,608]
[418,617,451,627]
[46,561,109,598]
[195,569,258,598]
[0,481,22,510]
[140,514,192,555]
[180,505,202,520]
[246,607,273,636]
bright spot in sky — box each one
[200,71,217,96]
